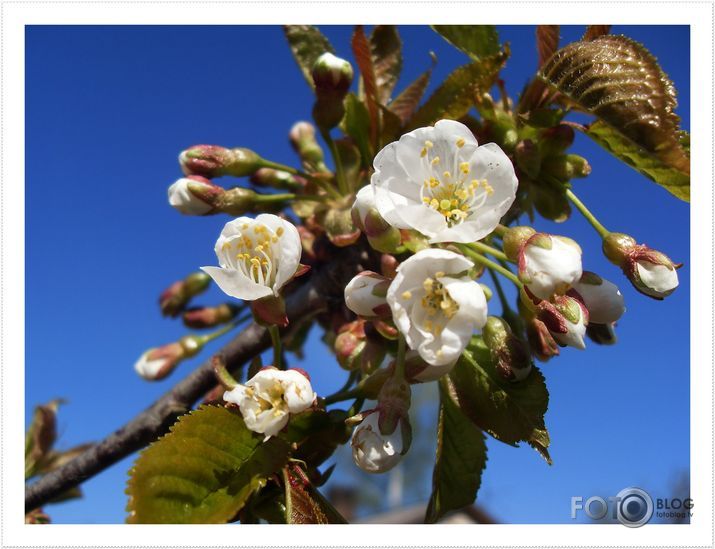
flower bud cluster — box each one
[159,272,211,317]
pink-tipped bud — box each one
[603,233,680,300]
[168,176,221,215]
[182,303,241,329]
[179,145,262,178]
[134,335,204,381]
[344,271,391,319]
[515,139,541,179]
[289,121,327,169]
[159,272,211,317]
[334,320,367,370]
[483,316,533,382]
[540,124,575,154]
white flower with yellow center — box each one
[224,368,316,438]
[371,119,518,243]
[201,214,302,301]
[387,248,488,366]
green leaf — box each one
[407,56,506,130]
[126,405,290,524]
[343,93,373,165]
[284,467,347,524]
[539,35,689,201]
[425,380,488,524]
[288,409,351,468]
[447,337,551,463]
[432,25,501,60]
[388,67,432,125]
[283,25,335,91]
[370,25,402,104]
[584,120,690,201]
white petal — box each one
[524,236,582,300]
[636,261,679,295]
[280,370,316,413]
[573,277,625,324]
[168,179,212,215]
[261,215,302,293]
[200,266,272,301]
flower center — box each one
[418,138,494,226]
[246,384,288,417]
[222,223,285,286]
[419,274,459,338]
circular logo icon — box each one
[616,487,654,527]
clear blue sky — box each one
[25,25,690,524]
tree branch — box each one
[25,245,371,513]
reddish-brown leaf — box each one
[351,25,380,148]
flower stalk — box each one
[457,244,523,288]
[565,188,610,238]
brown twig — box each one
[25,244,371,513]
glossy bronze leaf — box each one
[284,467,347,524]
[536,25,559,67]
[388,68,432,125]
[539,35,689,200]
[370,25,402,104]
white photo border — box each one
[2,1,713,547]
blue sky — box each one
[25,25,690,524]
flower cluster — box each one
[145,114,681,477]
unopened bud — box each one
[539,124,575,154]
[159,272,211,317]
[325,206,361,247]
[168,176,220,215]
[571,271,625,324]
[250,168,303,191]
[376,374,411,436]
[483,316,533,382]
[134,335,204,381]
[502,226,536,261]
[603,233,680,299]
[215,187,260,216]
[344,271,391,318]
[532,184,571,222]
[289,121,327,169]
[312,52,353,96]
[380,254,399,279]
[179,145,262,178]
[334,320,366,370]
[311,53,353,130]
[182,303,241,329]
[541,155,573,181]
[351,410,405,474]
[566,154,591,178]
[536,294,589,350]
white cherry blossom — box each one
[386,248,488,366]
[202,214,301,301]
[371,119,517,243]
[634,261,679,299]
[224,368,316,438]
